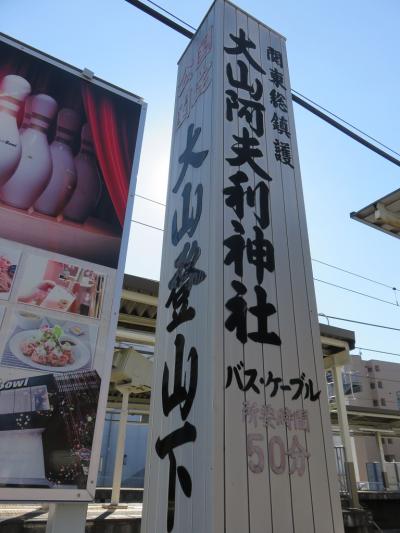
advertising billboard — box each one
[142,1,343,532]
[0,33,146,502]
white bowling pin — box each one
[63,123,102,223]
[0,75,31,186]
[19,95,33,133]
[34,108,80,216]
[0,94,58,209]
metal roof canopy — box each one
[319,323,356,354]
[330,405,400,435]
[351,187,400,239]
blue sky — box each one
[2,0,400,363]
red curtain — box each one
[82,84,135,227]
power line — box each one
[144,0,197,30]
[135,193,166,207]
[314,278,399,308]
[125,0,400,168]
[130,207,399,302]
[124,0,194,38]
[291,93,400,168]
[132,219,164,231]
[291,89,400,159]
[131,218,400,308]
[312,258,398,293]
[129,202,400,302]
[131,200,399,299]
[355,346,400,358]
[318,314,400,333]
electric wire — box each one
[355,347,400,358]
[291,89,400,159]
[132,197,400,301]
[131,218,400,311]
[131,218,400,309]
[318,315,400,333]
[312,258,398,293]
[131,201,400,305]
[126,0,400,165]
[135,193,166,207]
[143,0,197,30]
[124,0,194,38]
[314,278,399,308]
[131,219,164,231]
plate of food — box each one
[9,324,91,372]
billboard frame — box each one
[0,32,147,503]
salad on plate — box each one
[20,324,75,367]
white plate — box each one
[9,329,91,372]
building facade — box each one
[328,354,400,490]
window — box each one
[396,391,400,409]
[370,382,376,389]
[385,455,396,462]
[342,371,362,395]
[378,381,383,389]
[388,438,393,445]
[367,367,373,373]
[373,400,378,407]
[381,398,386,407]
[326,382,335,402]
[382,438,386,444]
[375,365,380,372]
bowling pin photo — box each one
[19,95,33,134]
[0,75,31,186]
[35,108,80,217]
[0,93,58,209]
[64,123,102,223]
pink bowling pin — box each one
[19,95,33,134]
[0,94,58,209]
[0,75,31,186]
[34,108,80,216]
[63,123,102,223]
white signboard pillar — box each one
[142,1,344,532]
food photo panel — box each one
[17,255,105,319]
[0,243,21,300]
[1,310,98,373]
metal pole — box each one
[45,503,88,533]
[110,389,130,506]
[332,361,360,507]
[376,431,389,490]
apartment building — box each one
[327,354,400,489]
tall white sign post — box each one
[142,1,344,532]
